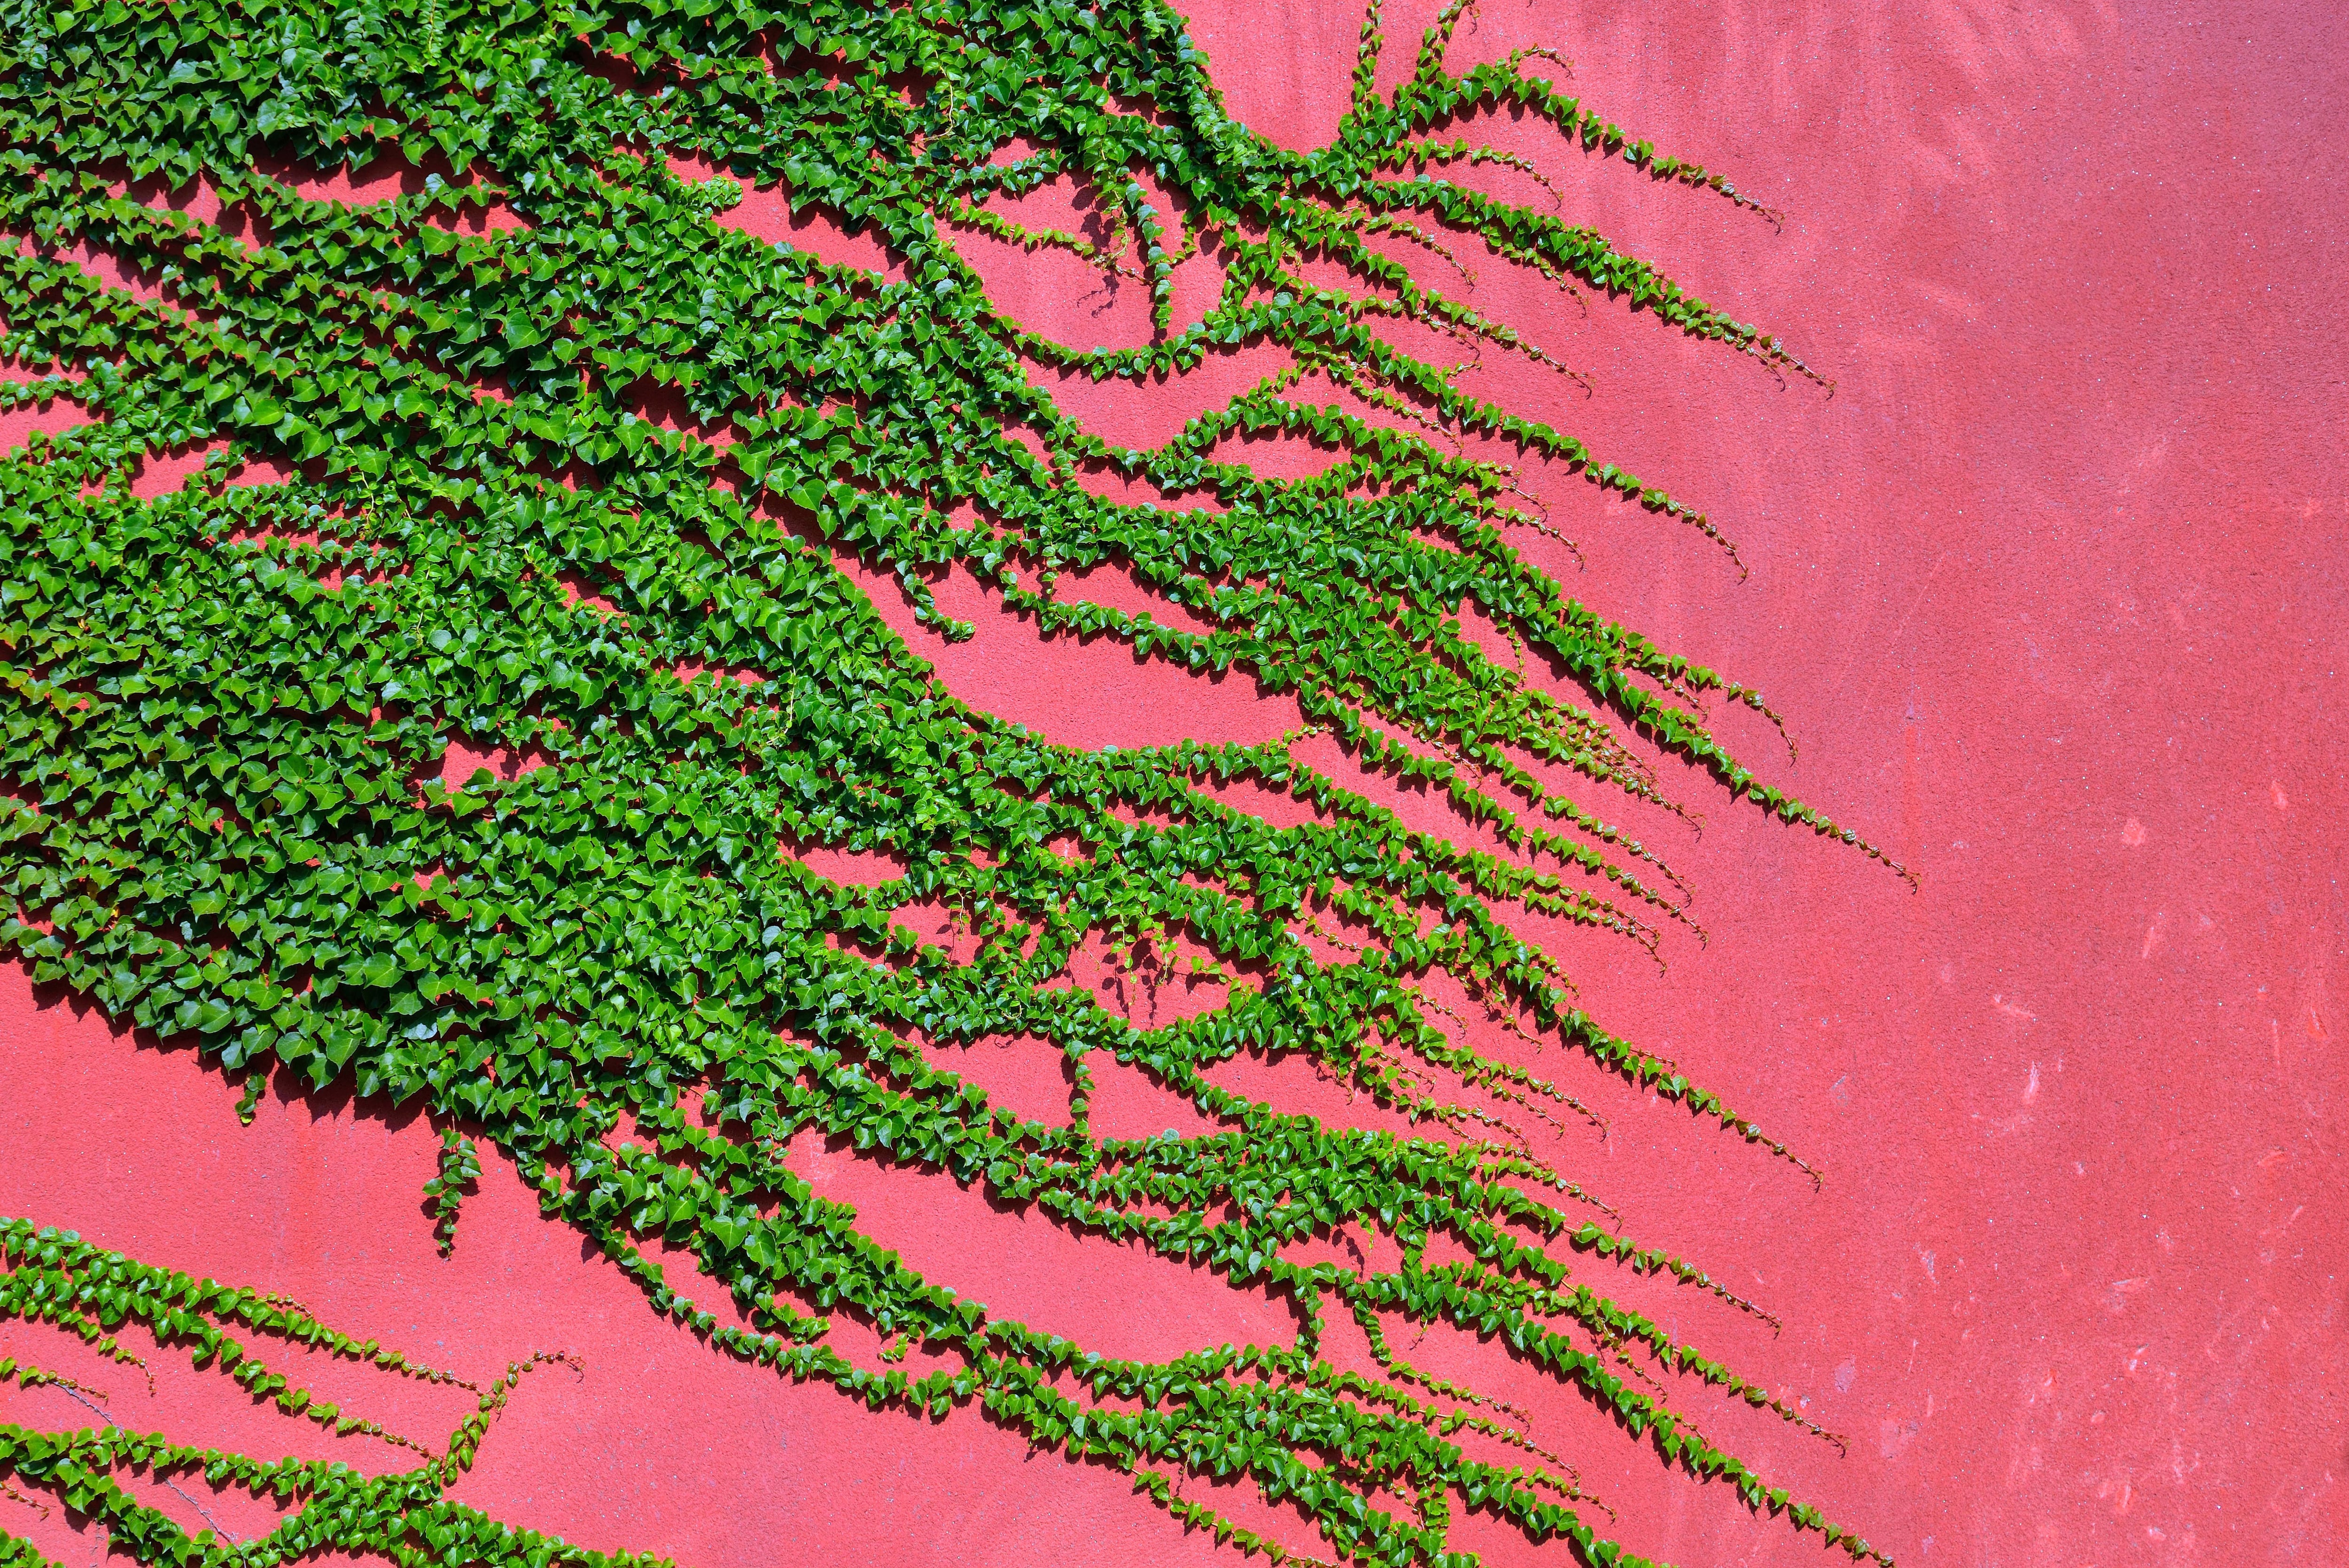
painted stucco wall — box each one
[5,2,2342,1565]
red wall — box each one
[4,3,2343,1565]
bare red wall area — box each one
[4,3,2344,1566]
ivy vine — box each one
[0,3,1901,1567]
[2,1220,618,1568]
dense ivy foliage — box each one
[0,2,1898,1566]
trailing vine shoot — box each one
[0,2,1899,1566]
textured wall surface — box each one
[4,3,2343,1566]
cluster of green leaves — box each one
[424,1127,482,1252]
[0,2,1895,1566]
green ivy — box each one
[0,2,1898,1566]
[1,1220,631,1567]
[424,1127,482,1253]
